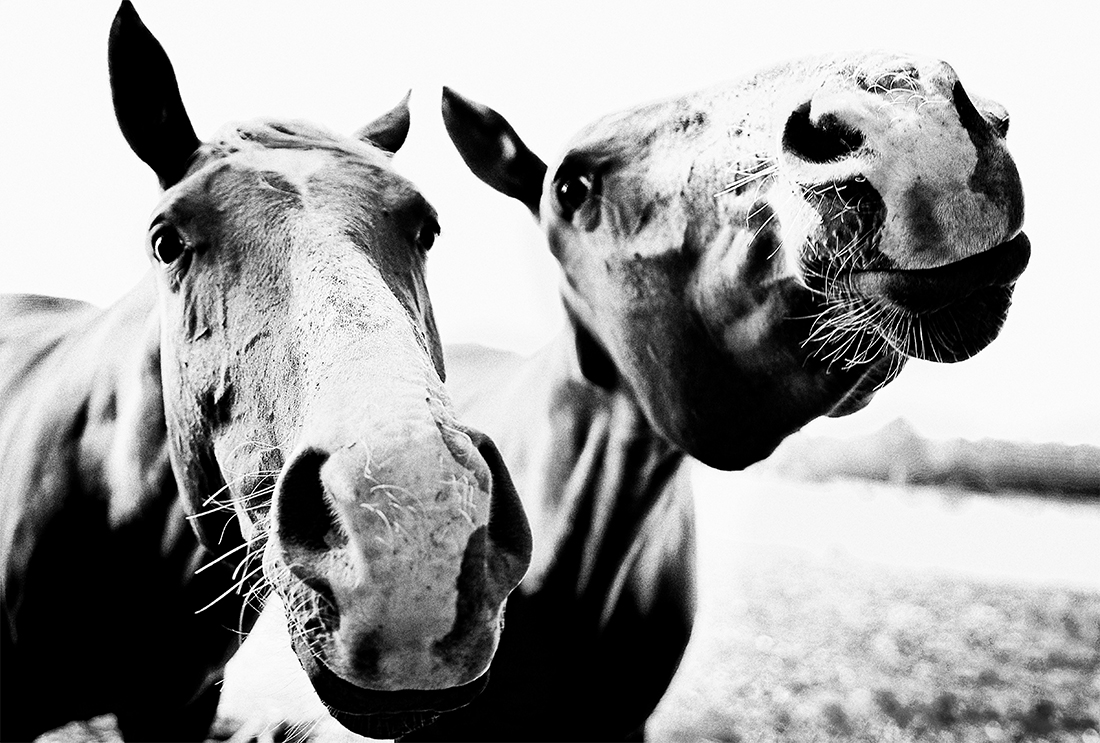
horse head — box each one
[109,3,530,736]
[441,52,1028,470]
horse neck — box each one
[80,276,178,530]
[1,275,189,589]
[452,326,690,602]
[3,275,258,695]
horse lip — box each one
[849,232,1030,313]
[290,632,488,735]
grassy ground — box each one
[648,472,1100,743]
[649,546,1099,742]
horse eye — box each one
[555,173,593,221]
[417,221,438,251]
[151,225,186,264]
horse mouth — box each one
[272,573,489,738]
[290,631,489,739]
[849,232,1030,362]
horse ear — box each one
[109,1,200,189]
[355,91,412,155]
[441,87,547,217]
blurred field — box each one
[203,462,1100,743]
[649,468,1100,743]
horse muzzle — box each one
[263,417,530,733]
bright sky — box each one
[1,1,1096,446]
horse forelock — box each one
[213,118,387,161]
[170,119,399,210]
[157,122,429,291]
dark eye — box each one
[417,220,439,251]
[555,173,593,221]
[151,225,187,264]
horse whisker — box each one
[195,562,266,615]
[194,537,260,575]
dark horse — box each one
[404,54,1029,740]
[0,4,530,741]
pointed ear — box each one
[355,91,411,155]
[109,2,199,190]
[441,87,547,217]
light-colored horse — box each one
[0,4,530,741]
[406,53,1028,740]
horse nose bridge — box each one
[272,421,491,572]
[325,428,491,555]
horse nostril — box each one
[474,433,533,571]
[436,421,531,584]
[782,101,865,163]
[985,111,1009,138]
[274,448,345,555]
[953,81,1009,139]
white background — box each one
[1,1,1096,447]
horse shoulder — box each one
[0,284,169,598]
[0,294,98,386]
[0,296,96,580]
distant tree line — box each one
[758,419,1100,498]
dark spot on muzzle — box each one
[432,434,532,668]
[673,109,708,134]
[952,81,991,144]
[953,81,1024,232]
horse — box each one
[0,4,531,741]
[401,53,1030,741]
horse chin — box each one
[825,353,905,418]
[270,570,491,738]
[869,282,1017,363]
[289,631,490,739]
[852,232,1030,363]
